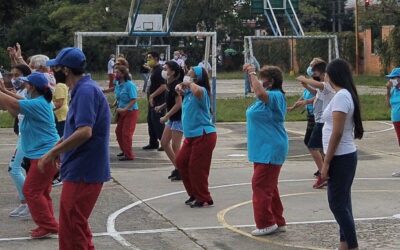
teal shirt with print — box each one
[116,80,138,110]
[182,87,216,138]
[18,96,60,159]
[390,87,400,122]
[246,90,289,165]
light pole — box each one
[355,0,359,75]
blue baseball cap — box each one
[192,66,203,81]
[386,68,400,78]
[46,47,86,69]
[20,72,49,90]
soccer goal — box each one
[244,35,340,74]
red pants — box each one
[108,74,114,88]
[176,132,217,202]
[394,121,400,145]
[59,181,103,250]
[23,159,58,232]
[252,163,286,229]
[115,110,138,159]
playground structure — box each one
[251,0,303,36]
[74,0,217,121]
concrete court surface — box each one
[0,121,400,250]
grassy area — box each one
[0,95,390,128]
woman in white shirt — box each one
[321,59,364,250]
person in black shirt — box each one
[155,61,184,181]
[139,57,150,93]
[143,52,167,150]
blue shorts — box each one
[307,122,323,149]
[166,120,183,132]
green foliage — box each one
[295,37,329,73]
[375,27,400,73]
[252,40,290,71]
[337,31,356,68]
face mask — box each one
[306,66,313,77]
[183,75,192,83]
[147,59,157,68]
[161,70,169,80]
[174,56,179,60]
[390,79,399,87]
[313,76,321,82]
[54,70,66,83]
[11,78,24,90]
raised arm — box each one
[297,75,324,90]
[243,64,269,103]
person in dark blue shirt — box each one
[39,47,111,249]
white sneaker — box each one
[9,204,28,217]
[17,205,31,218]
[392,171,400,177]
[251,224,278,236]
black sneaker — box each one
[168,169,178,179]
[171,170,182,181]
[313,170,320,178]
[185,196,196,205]
[117,152,124,157]
[142,144,159,150]
[190,200,214,208]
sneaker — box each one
[190,200,214,208]
[276,225,286,232]
[185,196,196,205]
[30,228,57,239]
[251,224,278,236]
[392,171,400,177]
[157,147,164,152]
[142,144,159,150]
[170,170,182,181]
[17,205,31,218]
[313,176,327,189]
[118,157,134,161]
[117,152,124,157]
[313,170,320,178]
[9,204,28,217]
[52,177,63,187]
[168,169,178,179]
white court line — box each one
[106,177,400,247]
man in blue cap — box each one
[39,47,111,249]
[385,67,400,177]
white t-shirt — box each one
[313,82,336,123]
[173,58,185,69]
[322,89,356,155]
[107,58,115,74]
[198,61,211,72]
[0,71,3,79]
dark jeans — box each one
[327,151,358,249]
[147,105,165,146]
[56,120,65,138]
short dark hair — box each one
[165,61,184,82]
[12,64,31,76]
[69,67,85,75]
[259,65,285,94]
[312,61,327,74]
[147,51,160,61]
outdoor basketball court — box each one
[0,120,399,250]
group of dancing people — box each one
[1,42,400,250]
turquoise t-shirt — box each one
[390,87,400,122]
[303,89,315,115]
[182,87,216,138]
[116,80,138,110]
[18,96,60,159]
[246,90,289,165]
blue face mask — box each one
[11,78,24,90]
[306,66,313,77]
